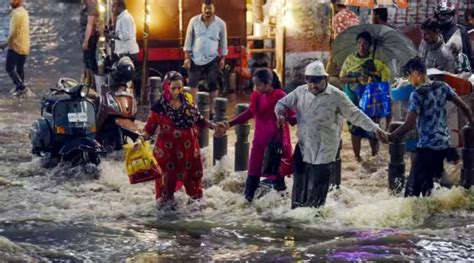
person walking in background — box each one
[466,8,474,31]
[418,18,456,73]
[372,7,389,26]
[331,0,360,40]
[389,58,473,197]
[215,68,295,202]
[339,31,391,162]
[80,0,99,88]
[326,0,360,89]
[275,61,388,209]
[110,0,139,62]
[0,0,29,96]
[183,0,228,117]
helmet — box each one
[111,56,135,84]
[434,1,455,26]
[305,60,329,76]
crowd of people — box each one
[2,0,474,210]
[137,0,473,209]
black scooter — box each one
[30,78,103,166]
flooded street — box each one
[0,1,473,261]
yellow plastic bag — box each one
[123,141,162,184]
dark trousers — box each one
[405,147,447,197]
[6,49,27,89]
[292,143,333,209]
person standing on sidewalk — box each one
[111,0,139,62]
[183,0,228,117]
[0,0,30,96]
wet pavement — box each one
[0,1,473,262]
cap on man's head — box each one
[305,60,329,76]
[203,0,214,5]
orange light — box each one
[90,124,97,133]
[55,127,66,134]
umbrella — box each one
[331,24,417,77]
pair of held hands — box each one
[213,121,230,138]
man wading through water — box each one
[389,58,473,197]
[275,61,389,208]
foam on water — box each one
[2,147,473,233]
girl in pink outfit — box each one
[217,68,295,201]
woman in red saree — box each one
[136,71,214,204]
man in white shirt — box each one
[111,0,139,62]
[275,61,389,209]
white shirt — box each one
[275,84,379,165]
[183,15,228,66]
[114,10,139,55]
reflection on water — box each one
[0,0,473,262]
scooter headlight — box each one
[80,85,89,98]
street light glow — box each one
[99,3,106,13]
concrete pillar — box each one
[148,77,162,106]
[234,103,250,171]
[388,121,405,194]
[196,92,210,148]
[213,98,228,164]
[461,125,474,189]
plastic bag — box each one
[262,130,283,176]
[359,81,391,118]
[123,141,162,184]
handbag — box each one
[359,81,391,118]
[262,129,283,176]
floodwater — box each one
[0,1,473,262]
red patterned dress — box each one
[143,95,206,201]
